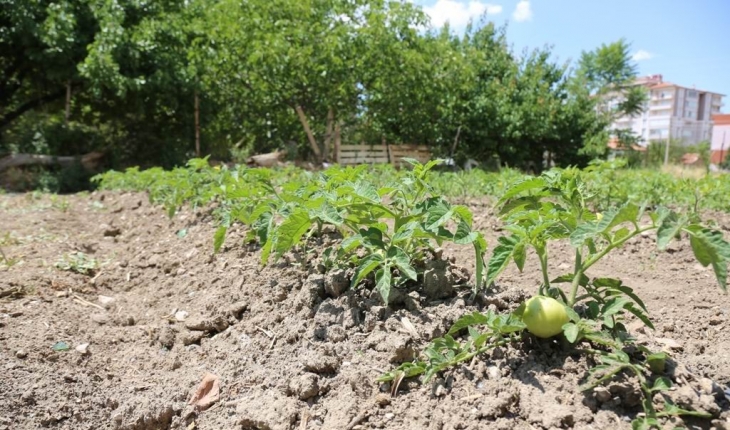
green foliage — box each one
[55,252,98,275]
[3,0,650,182]
[96,159,487,304]
[386,166,728,428]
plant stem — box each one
[538,249,551,290]
[568,225,656,306]
[568,249,583,306]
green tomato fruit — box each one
[522,296,569,338]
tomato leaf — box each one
[684,225,730,292]
[375,267,392,305]
[213,226,227,254]
[350,253,383,289]
[388,247,417,281]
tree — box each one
[573,39,647,157]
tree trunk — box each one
[65,80,71,126]
[322,108,334,162]
[194,90,201,157]
[334,122,342,163]
[294,105,322,162]
[0,152,104,172]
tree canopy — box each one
[1,0,643,175]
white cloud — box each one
[632,50,654,61]
[512,0,532,22]
[423,0,503,28]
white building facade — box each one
[613,75,724,147]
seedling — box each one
[55,252,98,275]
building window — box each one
[687,90,698,98]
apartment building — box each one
[711,114,730,164]
[612,75,724,146]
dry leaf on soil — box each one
[188,372,220,411]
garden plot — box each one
[0,190,728,430]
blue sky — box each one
[412,0,730,110]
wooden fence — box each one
[336,144,431,167]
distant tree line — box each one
[1,0,644,176]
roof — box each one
[607,138,647,152]
[650,82,677,89]
[713,114,730,126]
[635,77,726,96]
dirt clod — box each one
[290,373,320,400]
[184,315,229,333]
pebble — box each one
[487,366,501,380]
[709,317,724,326]
[174,311,189,322]
[98,295,116,308]
[291,374,320,400]
[593,386,612,403]
[15,350,27,359]
[91,313,110,325]
[375,394,391,407]
[655,337,683,351]
[75,343,90,355]
[699,378,720,396]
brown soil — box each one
[0,192,728,430]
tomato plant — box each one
[386,168,729,429]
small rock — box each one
[15,350,27,359]
[117,315,135,326]
[324,269,349,298]
[75,343,90,355]
[422,260,455,300]
[303,356,340,374]
[662,322,675,332]
[158,327,177,348]
[433,379,448,397]
[273,287,288,303]
[101,224,121,237]
[174,311,189,322]
[384,413,395,421]
[655,337,683,351]
[170,357,183,371]
[226,301,248,319]
[404,291,422,312]
[487,366,501,381]
[709,317,724,326]
[290,373,320,400]
[20,390,35,405]
[593,386,612,403]
[610,382,642,407]
[185,315,229,333]
[181,330,206,346]
[374,393,391,407]
[699,378,721,397]
[63,374,77,383]
[91,313,110,325]
[326,325,347,343]
[98,295,116,309]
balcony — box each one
[649,104,672,112]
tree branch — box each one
[0,88,68,130]
[294,105,322,161]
